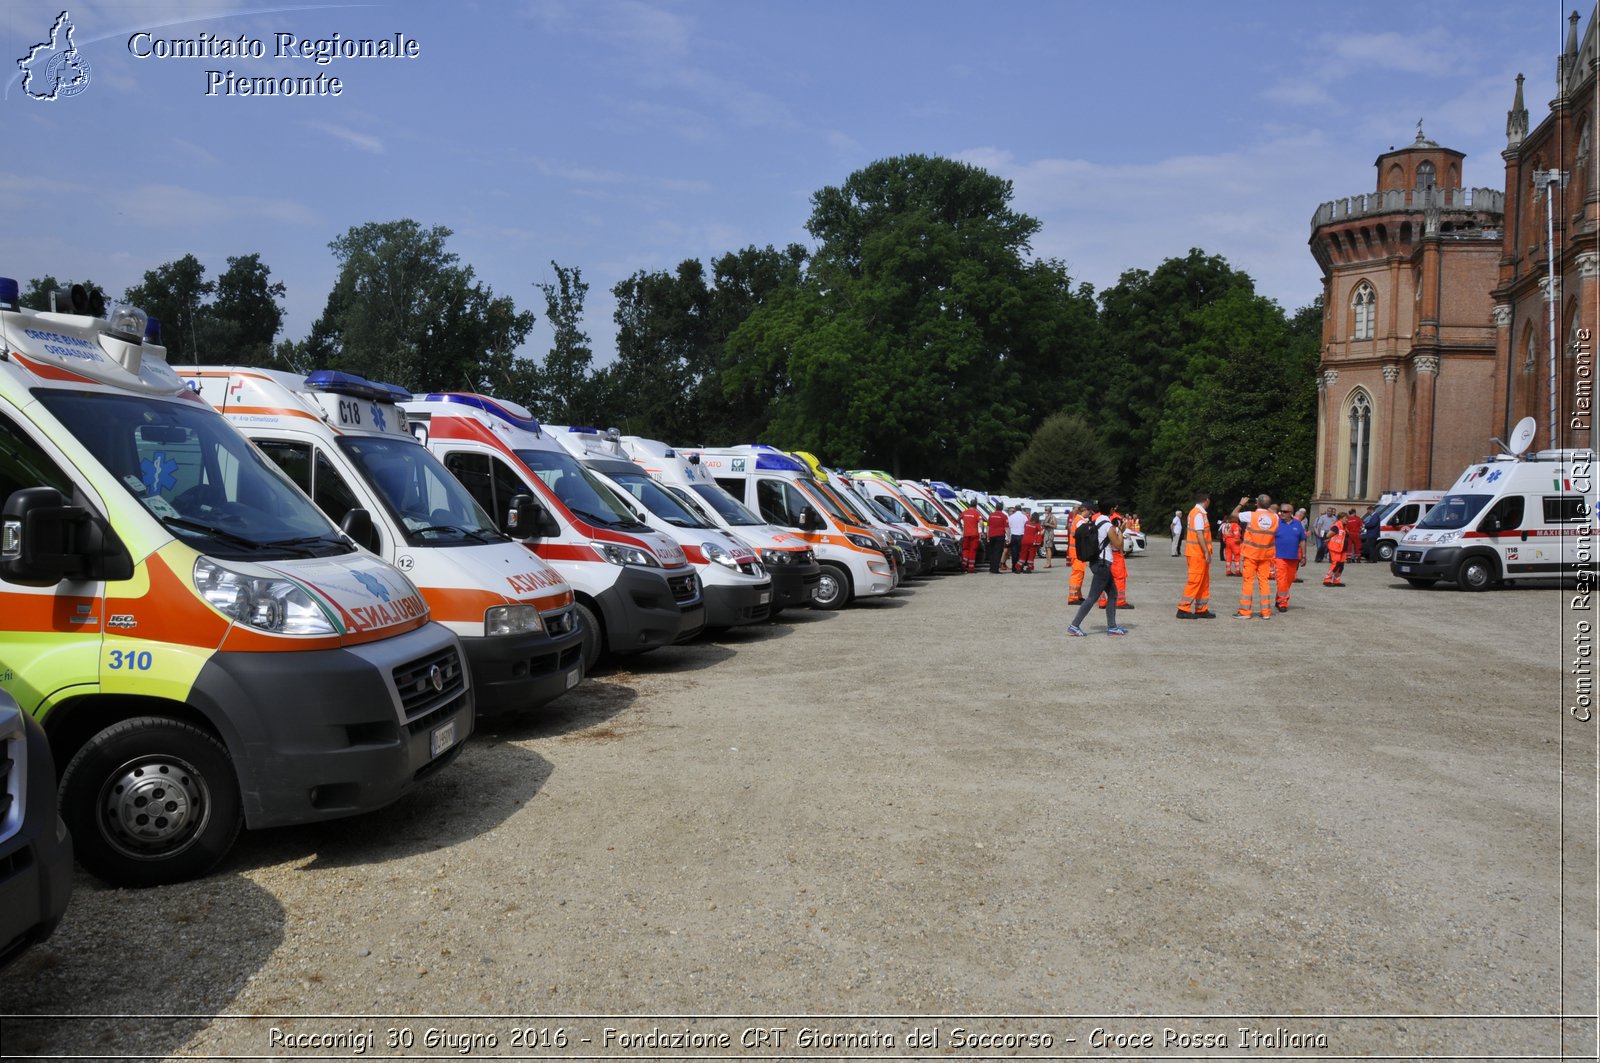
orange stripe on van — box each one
[11,352,96,384]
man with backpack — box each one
[1068,499,1128,637]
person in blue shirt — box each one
[1273,504,1309,612]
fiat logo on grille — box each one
[428,664,445,692]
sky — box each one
[0,0,1585,366]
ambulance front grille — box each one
[392,646,467,722]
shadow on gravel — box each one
[849,595,910,609]
[608,641,737,673]
[0,873,283,1059]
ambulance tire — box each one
[60,717,242,888]
[573,601,603,674]
[1376,540,1397,563]
[811,563,851,610]
[1455,555,1497,592]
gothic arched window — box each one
[1352,283,1377,341]
[1416,161,1436,190]
[1346,390,1373,499]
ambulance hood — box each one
[263,552,430,637]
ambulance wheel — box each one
[1456,555,1497,592]
[1376,540,1396,563]
[811,564,851,610]
[573,601,603,673]
[59,717,242,887]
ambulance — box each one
[1392,419,1597,590]
[615,436,822,613]
[681,446,894,610]
[0,689,72,967]
[789,455,928,578]
[847,470,964,571]
[0,281,473,885]
[401,394,705,670]
[180,367,585,717]
[1362,490,1444,563]
[546,427,773,629]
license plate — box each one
[759,591,771,604]
[565,668,580,689]
[1398,565,1411,573]
[430,720,456,757]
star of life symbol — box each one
[18,11,92,101]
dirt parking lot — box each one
[2,546,1595,1060]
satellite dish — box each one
[1509,417,1537,456]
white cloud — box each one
[305,121,385,155]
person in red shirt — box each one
[985,504,1009,574]
[958,500,982,573]
[1343,510,1363,563]
[1019,512,1042,573]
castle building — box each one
[1309,6,1597,509]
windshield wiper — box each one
[261,533,349,556]
[159,515,265,551]
[410,524,497,543]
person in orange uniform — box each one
[1231,494,1279,619]
[986,503,1009,574]
[1221,512,1243,576]
[1176,490,1215,619]
[1098,508,1132,609]
[958,499,982,573]
[1066,503,1090,603]
[1323,517,1349,586]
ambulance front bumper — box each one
[769,560,822,607]
[703,577,774,628]
[1391,545,1459,580]
[189,622,475,830]
[462,617,585,718]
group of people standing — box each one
[960,503,1055,574]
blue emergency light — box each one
[305,369,411,402]
[0,277,18,309]
[749,448,809,474]
[421,392,543,434]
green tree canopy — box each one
[309,220,533,393]
[727,154,1098,483]
[124,254,214,363]
[1007,411,1119,500]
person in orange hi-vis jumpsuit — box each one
[1098,509,1132,609]
[1221,513,1243,576]
[1232,494,1279,619]
[1066,503,1090,603]
[958,500,982,573]
[1175,490,1215,619]
[1323,517,1349,586]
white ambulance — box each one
[0,280,472,885]
[401,394,705,669]
[616,436,823,613]
[180,367,585,717]
[680,446,894,610]
[847,470,964,571]
[1393,420,1597,590]
[546,427,774,629]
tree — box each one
[124,254,214,364]
[728,155,1098,483]
[1007,412,1119,499]
[204,254,285,362]
[309,220,533,392]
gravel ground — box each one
[2,546,1595,1060]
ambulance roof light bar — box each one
[305,370,412,403]
[420,392,543,435]
[0,277,18,309]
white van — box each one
[547,427,774,629]
[402,394,705,669]
[1363,490,1444,563]
[682,446,895,610]
[616,436,823,613]
[1393,442,1596,590]
[182,368,586,717]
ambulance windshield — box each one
[1415,494,1491,530]
[339,435,504,547]
[688,484,762,526]
[514,449,645,530]
[37,390,348,560]
[603,470,708,528]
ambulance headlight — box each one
[486,603,544,636]
[104,303,149,344]
[590,541,660,567]
[758,548,795,565]
[701,542,741,569]
[846,533,879,551]
[193,557,336,635]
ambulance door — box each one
[1542,493,1592,573]
[754,477,811,531]
[0,408,105,717]
[1478,494,1527,575]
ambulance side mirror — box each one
[506,494,558,539]
[798,506,825,531]
[339,508,381,553]
[1,487,130,586]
